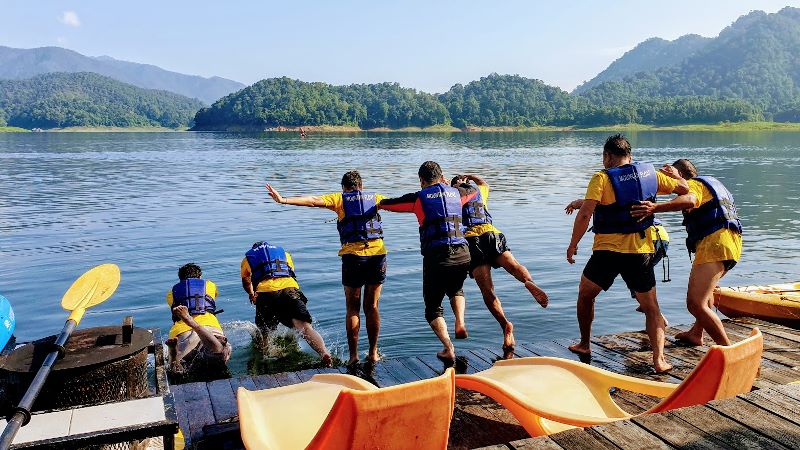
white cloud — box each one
[58,11,81,28]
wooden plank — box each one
[206,378,237,423]
[399,356,440,380]
[632,410,728,450]
[723,321,800,368]
[706,396,800,448]
[271,370,301,386]
[250,373,280,390]
[449,387,529,450]
[170,385,193,448]
[380,358,422,383]
[590,419,675,449]
[769,383,800,402]
[670,404,790,449]
[547,427,619,450]
[592,333,696,381]
[295,368,318,382]
[507,436,564,449]
[744,386,800,426]
[178,381,217,447]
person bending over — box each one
[266,170,386,365]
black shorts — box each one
[583,250,656,294]
[467,232,510,273]
[422,247,470,323]
[255,288,313,330]
[722,260,737,272]
[341,254,387,288]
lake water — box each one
[1,131,798,375]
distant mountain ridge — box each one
[0,46,244,104]
[573,34,711,94]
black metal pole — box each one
[0,320,77,450]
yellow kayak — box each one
[714,282,800,328]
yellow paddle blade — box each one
[61,263,121,311]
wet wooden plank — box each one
[179,381,217,447]
[706,396,800,448]
[295,368,318,382]
[271,370,301,386]
[589,419,674,449]
[592,333,696,381]
[250,373,279,390]
[380,358,422,383]
[206,378,237,423]
[170,385,193,448]
[670,404,789,449]
[399,356,440,380]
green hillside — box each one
[0,72,204,129]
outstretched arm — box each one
[567,199,597,264]
[266,184,326,207]
[462,174,487,186]
[173,306,225,353]
[631,193,698,218]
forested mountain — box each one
[573,35,711,94]
[0,46,244,104]
[580,7,800,119]
[0,72,204,128]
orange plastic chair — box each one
[456,328,763,436]
[238,367,455,450]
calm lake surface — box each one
[1,131,798,375]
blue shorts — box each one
[341,254,387,288]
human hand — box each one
[248,292,258,304]
[631,200,656,219]
[659,164,682,179]
[565,199,583,215]
[265,184,284,203]
[567,244,578,264]
[172,305,192,322]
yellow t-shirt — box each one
[687,179,743,265]
[320,192,388,257]
[166,279,223,339]
[464,184,503,238]
[648,224,670,243]
[585,170,679,254]
[240,251,300,292]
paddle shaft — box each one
[0,319,77,450]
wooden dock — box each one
[171,317,800,449]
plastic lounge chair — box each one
[238,367,455,450]
[456,328,763,436]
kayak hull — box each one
[714,283,800,328]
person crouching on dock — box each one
[266,171,387,366]
[379,161,476,362]
[241,241,333,367]
[566,134,688,373]
[166,263,232,382]
[451,173,549,356]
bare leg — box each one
[495,251,548,307]
[429,317,455,361]
[292,319,332,367]
[450,294,468,339]
[685,262,731,346]
[634,288,672,373]
[363,283,383,362]
[569,275,602,355]
[343,286,362,365]
[472,264,515,351]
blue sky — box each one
[2,1,798,92]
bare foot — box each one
[675,331,703,346]
[568,342,591,356]
[654,359,673,374]
[437,347,456,362]
[455,324,468,339]
[502,322,515,352]
[367,352,380,364]
[347,356,359,367]
[321,353,333,368]
[525,281,549,308]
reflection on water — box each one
[1,131,799,376]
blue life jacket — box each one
[245,242,296,287]
[683,176,742,253]
[337,190,384,244]
[419,183,467,252]
[171,278,216,318]
[462,184,492,228]
[593,163,658,234]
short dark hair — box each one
[673,159,698,179]
[341,171,362,190]
[418,161,443,183]
[603,134,632,157]
[450,175,462,187]
[178,263,202,280]
[251,241,264,249]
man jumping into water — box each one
[451,174,548,355]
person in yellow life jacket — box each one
[266,171,386,366]
[566,134,689,373]
[632,159,742,347]
[165,263,232,383]
[241,241,332,367]
[451,174,549,355]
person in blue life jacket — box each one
[632,159,742,347]
[451,174,549,356]
[266,171,387,366]
[566,135,688,373]
[165,263,232,382]
[379,161,478,362]
[241,241,332,367]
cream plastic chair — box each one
[456,328,763,436]
[238,367,455,449]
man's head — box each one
[178,263,202,280]
[251,241,264,249]
[602,134,632,168]
[672,159,698,180]
[341,170,363,192]
[418,161,445,187]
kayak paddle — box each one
[0,263,121,449]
